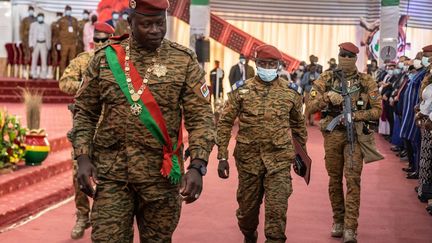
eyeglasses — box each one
[93,37,109,43]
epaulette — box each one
[288,82,303,95]
[231,79,246,92]
[168,40,195,58]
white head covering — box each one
[420,83,432,115]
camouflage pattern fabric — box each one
[217,77,307,241]
[91,178,181,243]
[19,16,36,64]
[59,51,93,95]
[73,35,215,240]
[307,70,382,231]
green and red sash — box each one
[105,43,182,184]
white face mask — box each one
[83,13,89,19]
[29,10,34,17]
[422,56,430,67]
[413,59,423,69]
[122,14,129,20]
[113,14,119,20]
[398,62,404,69]
[65,10,72,16]
[37,16,44,23]
[239,58,246,65]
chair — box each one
[4,43,16,77]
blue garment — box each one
[391,113,403,147]
[400,69,426,172]
[400,69,426,141]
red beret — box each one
[255,44,282,60]
[94,22,115,34]
[339,42,359,54]
[130,0,170,15]
[422,45,432,52]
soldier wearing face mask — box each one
[228,53,255,89]
[58,22,115,240]
[50,12,63,79]
[58,5,79,76]
[29,13,51,79]
[217,44,307,243]
[307,42,382,243]
[77,10,90,54]
[19,6,37,68]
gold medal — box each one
[131,93,140,102]
[153,64,167,78]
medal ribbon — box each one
[106,44,182,184]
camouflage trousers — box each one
[73,159,90,218]
[235,165,293,243]
[91,178,181,243]
[323,130,363,231]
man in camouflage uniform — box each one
[58,5,79,76]
[73,0,215,242]
[217,44,307,243]
[19,6,36,67]
[77,10,90,54]
[307,42,382,243]
[59,22,114,240]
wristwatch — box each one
[188,162,207,176]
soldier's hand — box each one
[180,159,203,204]
[326,91,343,106]
[77,154,98,198]
[218,160,230,179]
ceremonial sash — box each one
[105,44,182,184]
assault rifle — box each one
[325,69,355,169]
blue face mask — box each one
[393,69,401,75]
[408,73,415,80]
[397,62,404,69]
[387,70,394,76]
[257,67,278,82]
[422,56,430,67]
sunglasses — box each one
[93,37,109,43]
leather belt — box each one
[37,40,46,43]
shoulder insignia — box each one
[168,40,195,58]
[231,80,246,91]
[288,82,303,95]
[310,89,317,98]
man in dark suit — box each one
[228,54,255,90]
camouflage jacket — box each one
[217,77,307,174]
[59,51,93,95]
[73,36,215,182]
[58,16,79,45]
[307,70,382,131]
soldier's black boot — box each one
[70,213,90,240]
[243,230,258,243]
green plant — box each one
[0,109,27,169]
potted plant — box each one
[20,88,50,166]
[0,109,27,174]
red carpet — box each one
[0,126,431,243]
